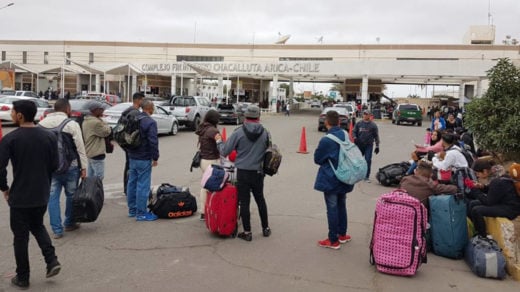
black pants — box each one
[467,200,515,236]
[10,206,58,281]
[236,169,268,232]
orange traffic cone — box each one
[297,126,309,154]
[0,120,3,142]
[348,120,354,142]
[221,127,227,142]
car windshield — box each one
[107,103,133,112]
[218,104,235,110]
[322,107,347,115]
[400,104,419,110]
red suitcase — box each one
[205,183,238,237]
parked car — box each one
[310,100,321,108]
[318,107,350,132]
[102,102,179,136]
[333,103,356,123]
[0,96,51,123]
[392,103,423,126]
[15,91,39,98]
[76,92,121,105]
[41,99,112,126]
[162,96,211,131]
[0,89,16,96]
[217,103,245,125]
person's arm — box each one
[432,150,456,170]
[314,137,332,165]
[479,179,508,206]
[216,130,238,157]
[416,140,443,153]
[431,180,458,194]
[93,120,112,138]
[0,138,10,194]
[147,119,160,163]
[372,123,380,146]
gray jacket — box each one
[217,121,269,171]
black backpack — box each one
[113,109,142,149]
[44,119,79,174]
[376,161,411,186]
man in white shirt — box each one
[38,99,88,239]
[432,132,468,171]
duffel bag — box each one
[148,183,197,218]
[376,162,411,186]
[72,177,104,223]
[464,235,506,279]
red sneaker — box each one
[318,238,340,250]
[338,234,352,244]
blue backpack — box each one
[326,131,367,185]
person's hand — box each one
[411,152,419,161]
[214,133,222,143]
[152,160,158,167]
[374,146,380,155]
[3,190,8,202]
[439,151,446,160]
[80,169,87,179]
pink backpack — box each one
[370,189,428,276]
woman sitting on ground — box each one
[406,129,444,175]
[467,159,520,237]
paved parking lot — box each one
[0,108,518,291]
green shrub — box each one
[464,58,520,161]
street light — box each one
[0,2,14,10]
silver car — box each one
[103,102,179,135]
[0,96,51,123]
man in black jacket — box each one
[0,100,62,289]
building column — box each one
[95,74,100,93]
[76,74,81,93]
[476,79,483,98]
[361,75,369,105]
[458,83,465,109]
[218,76,223,99]
[271,75,278,112]
[289,77,294,100]
[171,74,176,96]
[131,74,137,95]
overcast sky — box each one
[1,0,518,44]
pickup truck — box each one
[392,104,423,126]
[163,96,212,131]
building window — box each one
[1,51,5,61]
[66,52,71,64]
[44,52,49,64]
[23,51,27,64]
[176,55,224,62]
[89,52,94,63]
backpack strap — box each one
[56,118,72,132]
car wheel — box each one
[318,126,321,132]
[396,120,400,125]
[418,121,422,127]
[192,116,200,131]
[169,122,178,136]
[391,119,395,124]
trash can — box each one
[373,108,382,119]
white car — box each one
[15,91,40,98]
[103,102,179,135]
[0,96,51,123]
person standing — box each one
[126,100,159,221]
[215,105,271,241]
[0,100,62,289]
[430,110,446,131]
[39,98,88,239]
[195,109,221,221]
[285,103,290,116]
[314,110,354,250]
[353,110,380,182]
[82,101,112,180]
[121,92,145,195]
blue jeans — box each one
[126,159,152,216]
[323,191,347,243]
[48,166,80,235]
[357,143,374,179]
[406,161,417,175]
[88,158,105,181]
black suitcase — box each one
[72,177,104,222]
[148,183,197,218]
[376,162,411,186]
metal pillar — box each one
[361,75,368,106]
[171,74,176,96]
[458,83,465,109]
[95,74,100,93]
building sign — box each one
[140,62,321,75]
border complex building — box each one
[1,26,519,108]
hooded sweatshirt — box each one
[195,122,220,160]
[217,120,269,171]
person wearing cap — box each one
[215,104,271,242]
[82,101,112,180]
[352,109,380,182]
[38,98,88,239]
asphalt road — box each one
[0,108,518,291]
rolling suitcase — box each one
[370,189,428,276]
[72,177,104,223]
[428,194,468,259]
[205,183,238,237]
